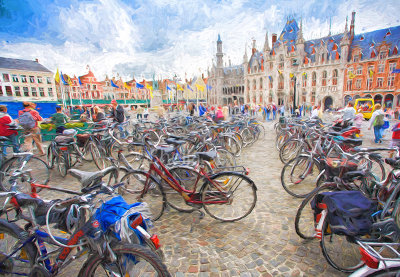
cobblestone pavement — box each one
[12,115,395,276]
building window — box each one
[48,88,53,97]
[5,86,12,96]
[247,80,250,91]
[388,76,395,87]
[39,87,45,97]
[312,72,316,87]
[279,54,284,70]
[93,84,97,90]
[270,62,273,70]
[12,75,19,82]
[253,80,256,90]
[302,73,307,87]
[278,75,284,89]
[311,91,316,103]
[322,71,327,86]
[332,69,338,86]
[37,76,43,84]
[23,87,29,96]
[47,77,51,84]
[377,77,384,87]
[0,87,3,96]
[389,62,397,73]
[87,84,90,90]
[347,80,353,91]
[29,76,35,83]
[31,87,37,97]
[368,65,374,76]
[379,51,387,59]
[378,64,385,73]
[353,54,360,62]
[356,66,363,75]
[14,86,21,96]
[269,77,273,89]
[2,74,10,82]
[21,75,27,83]
[355,79,362,89]
[259,78,263,89]
[367,78,373,90]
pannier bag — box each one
[312,191,376,236]
[76,134,90,147]
[94,196,152,244]
[54,135,74,144]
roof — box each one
[0,57,52,73]
[350,25,400,60]
[272,19,300,53]
[223,64,244,75]
[248,51,263,69]
[304,34,343,62]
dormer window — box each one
[353,54,360,62]
[379,51,387,59]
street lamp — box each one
[293,75,297,114]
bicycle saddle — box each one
[165,138,186,146]
[91,128,108,133]
[154,145,175,153]
[385,158,400,168]
[342,170,366,180]
[68,166,117,189]
[340,138,363,145]
[196,151,217,162]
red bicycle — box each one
[119,143,257,222]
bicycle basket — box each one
[76,134,90,147]
[324,157,358,180]
[313,191,376,236]
[94,196,152,244]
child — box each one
[354,109,364,129]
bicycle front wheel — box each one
[78,244,171,277]
[281,155,321,198]
[202,172,257,222]
[119,171,165,221]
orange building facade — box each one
[343,27,400,108]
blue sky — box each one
[0,0,399,81]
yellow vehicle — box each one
[354,98,375,119]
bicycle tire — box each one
[220,135,241,157]
[78,243,171,277]
[164,166,202,212]
[281,155,321,198]
[46,143,56,169]
[279,139,307,164]
[295,183,339,240]
[119,170,165,221]
[202,172,257,222]
[0,156,50,192]
[358,155,386,182]
[90,143,107,170]
[0,219,37,276]
[57,152,69,177]
[320,218,364,273]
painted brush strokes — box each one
[0,0,399,79]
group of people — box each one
[0,100,127,157]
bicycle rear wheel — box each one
[119,171,165,221]
[320,219,364,273]
[295,183,339,240]
[78,244,170,277]
[202,172,257,222]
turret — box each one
[216,34,223,68]
[252,39,257,54]
[340,16,350,62]
[296,19,305,55]
[243,43,248,64]
[350,11,356,42]
[264,31,270,52]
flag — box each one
[60,72,68,85]
[124,82,131,90]
[302,72,307,76]
[369,69,374,78]
[391,69,400,74]
[177,84,183,91]
[111,80,119,88]
[268,76,272,81]
[167,85,171,91]
[187,84,193,91]
[54,68,60,84]
[206,84,212,90]
[78,77,83,86]
[145,83,153,99]
[66,75,72,86]
[289,73,294,79]
[278,69,282,75]
[136,83,144,89]
[348,71,356,79]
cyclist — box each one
[0,105,19,156]
[18,102,45,156]
[50,106,69,134]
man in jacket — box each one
[110,99,125,137]
[0,105,19,155]
[18,102,45,156]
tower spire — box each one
[328,17,332,36]
[345,16,348,33]
[264,31,270,52]
[296,17,304,44]
[243,43,248,63]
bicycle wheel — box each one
[119,171,165,221]
[295,184,339,240]
[240,127,255,146]
[46,144,56,169]
[78,244,171,277]
[281,155,321,198]
[358,155,386,182]
[320,219,364,273]
[279,139,307,164]
[123,152,151,171]
[57,152,69,177]
[213,148,236,169]
[0,156,50,192]
[221,135,241,157]
[90,143,107,170]
[165,166,203,212]
[0,219,37,276]
[202,172,257,222]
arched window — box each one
[332,69,338,86]
[302,73,307,88]
[253,66,257,73]
[312,72,317,87]
[269,77,273,89]
[279,54,284,69]
[253,79,256,90]
[322,71,327,86]
[247,80,250,91]
[259,77,263,89]
[278,74,284,90]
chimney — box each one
[272,33,277,45]
[35,58,39,63]
[350,11,356,39]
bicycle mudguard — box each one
[205,171,257,190]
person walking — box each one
[272,103,277,120]
[143,106,149,119]
[110,99,125,124]
[368,103,385,143]
[222,105,229,121]
[266,105,271,121]
[354,109,364,129]
[50,106,69,134]
[199,103,207,116]
[0,105,19,156]
[342,102,356,121]
[136,106,143,119]
[18,102,45,156]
